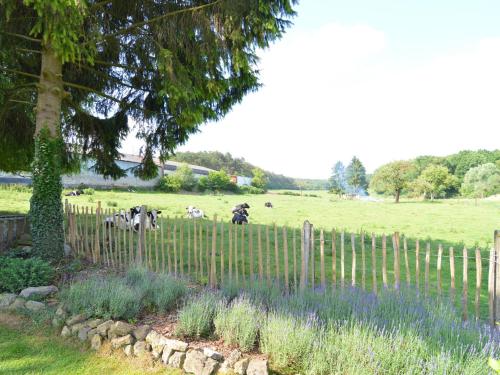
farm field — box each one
[1,187,499,248]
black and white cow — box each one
[186,206,206,219]
[104,206,141,230]
[232,208,249,225]
[65,190,84,197]
[264,202,273,208]
[131,208,162,231]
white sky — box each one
[122,2,500,179]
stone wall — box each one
[0,215,30,252]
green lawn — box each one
[0,314,176,375]
[1,188,499,247]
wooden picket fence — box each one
[64,201,500,327]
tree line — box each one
[330,150,500,203]
[171,151,329,190]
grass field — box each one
[0,313,177,375]
[1,187,498,319]
[1,187,499,248]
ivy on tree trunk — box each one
[30,46,64,262]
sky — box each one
[122,0,500,179]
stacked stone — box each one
[0,286,58,312]
[60,314,268,375]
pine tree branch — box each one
[91,0,223,42]
[8,99,36,106]
[61,80,124,104]
[0,31,41,43]
[0,67,39,80]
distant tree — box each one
[446,150,500,181]
[369,161,415,203]
[199,170,237,192]
[413,165,458,200]
[251,168,268,190]
[461,163,500,198]
[346,157,367,194]
[329,161,347,196]
[173,164,197,191]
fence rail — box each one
[63,201,500,328]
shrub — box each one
[175,293,222,338]
[61,277,142,320]
[0,257,55,293]
[158,175,182,192]
[146,273,187,312]
[83,188,95,195]
[239,185,265,194]
[214,296,263,352]
[174,164,197,191]
[260,312,317,372]
[107,200,118,207]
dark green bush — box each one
[239,185,265,194]
[0,257,55,293]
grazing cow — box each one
[132,208,162,231]
[65,190,84,196]
[232,203,250,214]
[186,206,206,219]
[264,202,273,208]
[232,208,249,225]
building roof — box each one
[164,160,215,175]
[119,153,162,166]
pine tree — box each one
[346,156,368,195]
[0,0,296,261]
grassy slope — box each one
[0,315,177,375]
[1,189,499,247]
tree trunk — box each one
[395,190,400,203]
[30,45,65,262]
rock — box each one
[202,358,220,375]
[234,358,249,375]
[78,326,92,341]
[61,326,71,338]
[133,341,151,357]
[8,298,26,311]
[70,323,86,335]
[22,245,32,252]
[246,359,268,375]
[168,351,186,369]
[55,304,67,317]
[91,334,102,350]
[183,349,207,374]
[124,344,133,357]
[164,338,189,352]
[66,314,87,326]
[221,350,242,370]
[0,293,17,308]
[86,319,104,329]
[25,300,46,312]
[96,320,114,336]
[146,330,166,358]
[111,334,134,349]
[161,347,174,364]
[132,325,151,341]
[109,321,135,337]
[87,328,98,340]
[145,330,163,345]
[19,285,58,299]
[203,348,223,362]
[52,317,65,328]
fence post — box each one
[361,232,366,290]
[274,224,280,287]
[320,229,325,290]
[284,227,289,293]
[437,244,443,297]
[300,221,312,292]
[462,247,468,321]
[341,231,345,288]
[449,247,455,302]
[475,247,481,320]
[371,233,377,294]
[94,201,101,263]
[138,205,146,265]
[393,232,401,291]
[332,229,337,289]
[351,233,356,287]
[415,240,420,294]
[491,230,500,328]
[382,234,388,289]
[210,215,217,288]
